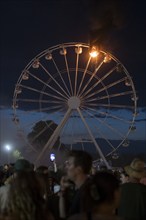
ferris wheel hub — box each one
[68,96,80,109]
[12,42,137,165]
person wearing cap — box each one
[0,159,33,213]
[118,158,146,220]
[14,158,33,172]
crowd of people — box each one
[0,150,146,220]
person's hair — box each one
[67,150,92,174]
[6,171,51,220]
[35,165,48,173]
[81,171,120,211]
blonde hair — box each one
[6,171,49,220]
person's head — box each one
[124,158,146,181]
[35,165,49,175]
[65,150,92,181]
[81,171,121,212]
[3,164,9,172]
[14,159,33,173]
[7,171,49,220]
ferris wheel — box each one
[12,42,138,168]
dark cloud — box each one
[0,0,146,164]
[87,0,127,49]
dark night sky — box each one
[0,0,146,164]
[0,0,146,107]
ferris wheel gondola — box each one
[12,42,138,167]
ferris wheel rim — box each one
[12,42,138,166]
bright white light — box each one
[5,144,11,151]
[89,46,99,58]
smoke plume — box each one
[87,0,126,49]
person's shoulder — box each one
[67,213,86,220]
[0,215,14,220]
[121,182,146,189]
[80,176,91,189]
[0,184,10,212]
[0,184,10,193]
[94,214,124,220]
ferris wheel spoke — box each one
[17,108,64,134]
[25,140,38,153]
[82,76,128,100]
[74,53,79,95]
[79,60,104,97]
[82,106,125,139]
[28,71,68,99]
[81,108,116,151]
[19,105,65,116]
[39,105,66,112]
[51,57,72,96]
[17,84,49,96]
[56,142,62,151]
[77,57,91,96]
[18,84,67,102]
[64,55,74,96]
[106,138,128,157]
[84,102,134,110]
[80,65,117,99]
[101,90,133,100]
[84,91,133,104]
[39,63,70,98]
[15,98,66,106]
[86,106,131,124]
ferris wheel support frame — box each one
[77,108,111,169]
[35,107,72,164]
[36,100,111,169]
[12,42,138,167]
